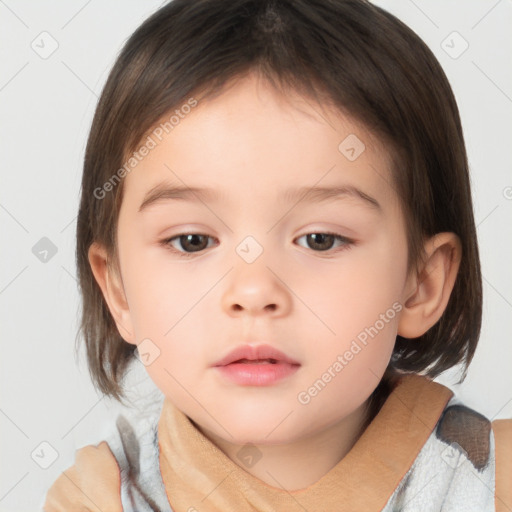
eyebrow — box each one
[138,182,381,212]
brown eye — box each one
[295,232,353,253]
[166,234,214,254]
[305,233,335,251]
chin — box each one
[212,409,308,446]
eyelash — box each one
[159,231,355,259]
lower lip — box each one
[214,361,300,386]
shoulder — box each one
[491,417,512,512]
[435,402,492,471]
[105,394,173,511]
[434,399,512,512]
[434,398,512,511]
[383,389,511,512]
[433,400,512,512]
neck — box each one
[193,399,371,491]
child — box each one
[43,0,511,510]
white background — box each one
[0,1,511,510]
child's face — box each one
[114,72,411,444]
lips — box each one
[212,344,300,367]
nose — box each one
[221,261,292,318]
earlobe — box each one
[397,232,462,339]
[88,242,136,344]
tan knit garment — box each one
[157,374,453,512]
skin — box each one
[45,71,461,509]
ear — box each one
[397,232,462,339]
[88,242,136,345]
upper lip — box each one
[212,344,300,367]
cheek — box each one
[120,253,216,381]
[120,245,201,336]
[295,241,404,404]
[298,243,406,337]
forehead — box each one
[120,73,397,213]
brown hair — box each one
[76,0,482,405]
